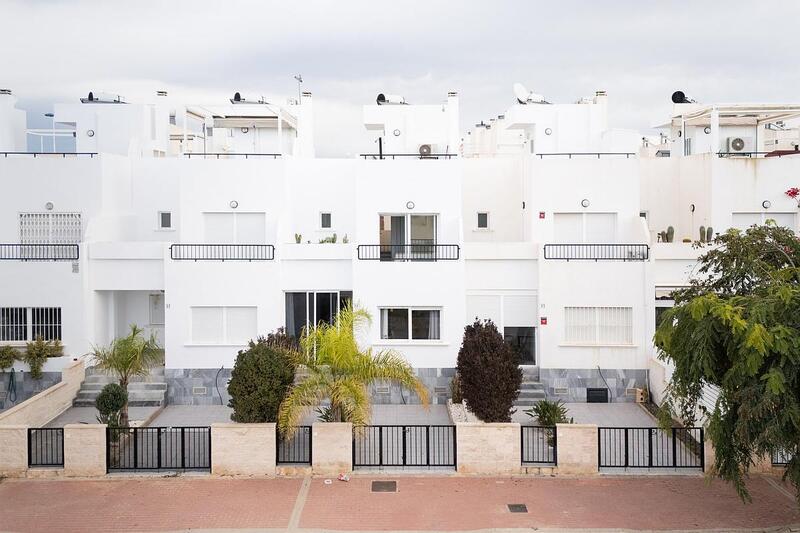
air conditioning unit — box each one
[726,136,754,153]
[418,143,433,156]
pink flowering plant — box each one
[786,187,800,207]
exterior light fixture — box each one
[241,127,249,133]
[229,200,239,209]
[703,126,711,134]
[86,129,95,137]
[690,203,695,212]
[45,201,54,211]
[406,201,415,210]
[580,199,590,208]
[393,129,401,136]
[762,200,772,209]
[544,128,553,136]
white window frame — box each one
[731,211,796,229]
[0,306,62,345]
[19,212,82,244]
[284,290,352,336]
[563,306,634,346]
[476,211,490,231]
[553,212,617,243]
[319,212,333,230]
[157,211,174,231]
[149,294,165,326]
[378,307,442,343]
[188,305,257,346]
[379,213,439,245]
[202,211,266,244]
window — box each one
[379,214,437,260]
[564,307,632,345]
[158,211,172,230]
[203,212,266,243]
[553,213,616,243]
[19,213,81,244]
[477,212,489,229]
[285,291,353,340]
[149,294,165,325]
[190,306,256,345]
[380,308,440,340]
[0,307,61,342]
[732,212,796,231]
[320,212,332,229]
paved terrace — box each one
[0,475,796,532]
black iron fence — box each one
[773,449,791,466]
[183,153,281,159]
[107,427,211,472]
[357,244,460,261]
[1,152,97,158]
[277,426,312,465]
[0,243,80,261]
[598,427,704,469]
[536,152,636,159]
[353,425,456,468]
[543,244,649,261]
[360,153,457,160]
[28,428,64,467]
[170,244,275,261]
[521,426,557,465]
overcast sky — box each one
[3,0,799,156]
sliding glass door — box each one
[285,291,353,339]
[378,214,437,260]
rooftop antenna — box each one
[294,75,303,104]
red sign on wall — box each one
[540,317,547,325]
[539,212,545,219]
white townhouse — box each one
[1,85,798,408]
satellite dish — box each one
[233,92,241,102]
[513,83,546,104]
[671,91,695,104]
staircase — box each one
[515,367,546,407]
[73,366,167,407]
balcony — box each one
[359,153,457,160]
[0,244,79,261]
[1,152,98,158]
[543,244,649,261]
[536,152,636,159]
[357,244,460,261]
[183,153,281,159]
[170,244,275,261]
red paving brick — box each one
[300,475,800,531]
[0,474,796,532]
[0,477,301,532]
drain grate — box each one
[507,503,528,513]
[371,480,397,493]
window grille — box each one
[19,213,82,244]
[564,307,632,345]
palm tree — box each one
[278,303,429,433]
[92,324,161,427]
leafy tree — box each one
[22,337,63,379]
[92,325,161,427]
[278,303,429,433]
[655,223,800,503]
[96,383,127,429]
[228,335,296,423]
[457,319,522,422]
[0,345,18,371]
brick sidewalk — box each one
[0,475,796,532]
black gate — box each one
[598,427,704,469]
[28,428,64,467]
[277,426,312,465]
[107,427,211,472]
[521,426,557,464]
[353,425,456,468]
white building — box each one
[1,85,798,408]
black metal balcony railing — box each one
[0,244,80,261]
[360,153,457,160]
[544,244,649,261]
[183,153,281,159]
[536,153,636,159]
[717,151,800,158]
[357,244,460,261]
[1,152,98,158]
[170,244,275,261]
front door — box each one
[504,326,536,365]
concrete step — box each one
[72,398,165,408]
[79,382,167,391]
[514,399,545,407]
[520,381,545,389]
[517,390,547,399]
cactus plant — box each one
[294,233,302,244]
[706,226,713,242]
[699,225,706,243]
[342,234,349,244]
[658,231,666,243]
[666,226,675,243]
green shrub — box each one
[96,383,127,429]
[449,373,463,404]
[228,335,296,423]
[22,337,63,379]
[525,399,573,426]
[456,319,522,422]
[0,345,19,371]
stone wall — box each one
[539,368,647,403]
[211,423,276,476]
[0,425,28,477]
[556,423,598,475]
[0,360,84,427]
[64,424,106,477]
[165,368,231,406]
[456,423,521,474]
[0,371,62,411]
[312,423,352,475]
